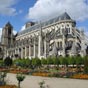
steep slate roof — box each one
[18,12,73,36]
[60,12,71,20]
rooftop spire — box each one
[5,22,13,28]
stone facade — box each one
[1,22,15,58]
[1,12,88,59]
[0,43,4,59]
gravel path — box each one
[6,73,88,88]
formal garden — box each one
[0,55,88,88]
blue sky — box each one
[0,0,37,33]
[0,0,88,36]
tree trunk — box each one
[18,81,20,88]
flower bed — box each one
[0,68,9,72]
[0,85,17,88]
[32,72,50,77]
[72,74,88,79]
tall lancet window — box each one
[56,27,60,35]
[56,27,61,39]
[67,28,70,33]
[58,28,60,34]
[64,27,70,35]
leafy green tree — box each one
[4,57,13,66]
[14,58,31,68]
[47,57,53,65]
[24,58,31,67]
[60,57,68,66]
[84,56,88,74]
[31,58,41,68]
[41,58,47,65]
[64,57,69,66]
[14,59,24,67]
[75,55,84,72]
[68,56,76,67]
[0,60,4,67]
[52,57,60,65]
[75,56,84,66]
[59,56,63,65]
[16,73,25,88]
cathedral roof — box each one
[18,12,74,36]
[60,12,71,20]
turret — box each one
[1,22,14,48]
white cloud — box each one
[0,0,17,16]
[78,26,88,36]
[13,30,17,35]
[27,0,88,21]
[84,28,88,37]
[85,32,88,36]
[20,25,25,31]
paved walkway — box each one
[6,73,88,88]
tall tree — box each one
[4,57,13,66]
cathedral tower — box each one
[1,22,14,48]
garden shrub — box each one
[4,57,13,66]
[14,58,31,68]
[52,57,60,66]
[0,60,4,67]
[31,58,41,68]
[47,57,53,65]
[68,56,76,66]
[84,56,88,74]
[16,73,25,88]
[41,58,47,65]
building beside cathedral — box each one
[1,12,88,59]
